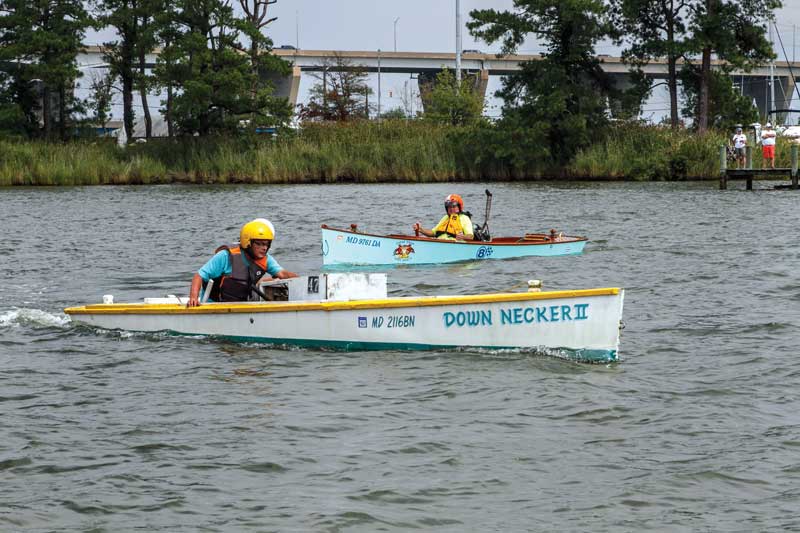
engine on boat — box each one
[258,273,388,302]
[132,273,388,305]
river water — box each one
[1,181,799,532]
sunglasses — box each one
[250,240,272,248]
[445,201,459,208]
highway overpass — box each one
[78,46,799,118]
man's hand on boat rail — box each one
[187,273,203,308]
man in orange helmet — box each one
[187,219,297,307]
[413,194,474,241]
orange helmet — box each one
[444,194,463,213]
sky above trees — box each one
[82,0,800,123]
[255,0,799,59]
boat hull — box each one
[321,226,586,266]
[65,288,624,363]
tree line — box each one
[0,0,782,171]
[0,0,291,140]
[465,0,781,166]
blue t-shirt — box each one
[198,249,283,282]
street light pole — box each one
[769,22,775,117]
[394,17,399,52]
[455,0,462,83]
[378,49,382,120]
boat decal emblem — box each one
[308,276,319,293]
[393,241,415,261]
[476,246,494,259]
[358,316,367,328]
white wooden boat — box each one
[321,225,587,266]
[65,274,624,363]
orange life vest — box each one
[207,246,268,302]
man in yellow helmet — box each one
[187,219,297,307]
[413,193,474,241]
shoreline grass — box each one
[0,121,789,186]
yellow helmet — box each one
[240,219,275,248]
[253,218,275,239]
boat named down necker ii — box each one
[65,273,625,363]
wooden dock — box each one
[719,144,799,190]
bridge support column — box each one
[474,69,489,101]
[777,76,797,123]
[287,65,301,107]
[741,76,768,120]
[778,76,795,108]
[263,65,302,108]
[741,75,796,122]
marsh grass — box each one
[0,121,763,186]
[569,125,728,180]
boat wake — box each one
[0,307,71,330]
[77,325,205,342]
[455,345,614,364]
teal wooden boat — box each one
[321,225,587,266]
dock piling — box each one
[745,146,754,189]
[719,145,727,190]
[719,145,797,191]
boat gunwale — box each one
[65,288,621,315]
[321,224,587,246]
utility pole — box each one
[378,49,382,120]
[323,67,327,117]
[769,22,775,119]
[394,17,399,52]
[404,79,409,118]
[296,10,300,50]
[455,0,462,83]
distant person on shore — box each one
[761,122,776,169]
[413,194,474,241]
[187,218,297,307]
[731,126,747,168]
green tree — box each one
[468,0,618,166]
[420,68,484,126]
[134,0,164,138]
[237,0,289,129]
[95,0,163,140]
[0,0,91,139]
[689,0,780,131]
[298,54,372,121]
[151,2,180,137]
[0,72,37,137]
[679,67,758,129]
[612,0,692,128]
[380,107,408,120]
[153,0,291,135]
[85,69,114,130]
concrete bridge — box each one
[78,46,799,118]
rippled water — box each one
[1,181,799,531]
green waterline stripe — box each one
[171,331,618,363]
